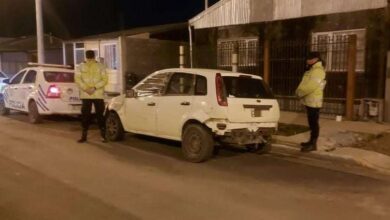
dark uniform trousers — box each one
[305,106,320,141]
[81,99,105,134]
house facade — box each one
[63,23,189,94]
[0,35,63,76]
[189,0,390,120]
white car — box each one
[0,63,81,123]
[105,68,280,162]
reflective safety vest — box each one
[75,60,108,99]
[296,61,326,108]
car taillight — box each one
[47,85,61,98]
[215,73,228,106]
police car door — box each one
[6,70,27,110]
[20,70,37,111]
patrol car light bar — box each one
[27,62,73,69]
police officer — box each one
[75,50,108,143]
[296,52,326,152]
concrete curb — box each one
[271,142,359,165]
[271,141,390,175]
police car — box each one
[0,63,81,123]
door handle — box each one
[147,102,156,106]
[180,101,191,106]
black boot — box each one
[78,130,87,143]
[300,140,312,147]
[100,129,107,143]
[301,139,317,152]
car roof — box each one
[25,66,74,73]
[155,68,263,79]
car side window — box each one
[166,73,195,95]
[23,70,37,84]
[10,71,26,84]
[195,75,207,96]
[134,73,171,97]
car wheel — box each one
[106,111,124,141]
[0,98,10,116]
[182,124,214,163]
[28,101,42,124]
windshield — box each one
[223,76,274,99]
[44,72,74,83]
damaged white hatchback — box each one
[105,68,280,162]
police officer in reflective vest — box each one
[296,52,326,152]
[75,50,108,143]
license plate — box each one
[69,96,80,102]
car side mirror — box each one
[125,89,137,98]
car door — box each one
[156,72,195,139]
[124,72,170,135]
[20,70,37,111]
[4,70,26,110]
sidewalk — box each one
[273,111,390,175]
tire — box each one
[0,98,10,116]
[28,101,42,124]
[106,111,124,141]
[182,124,214,163]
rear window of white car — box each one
[44,72,74,83]
[223,76,274,99]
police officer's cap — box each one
[306,51,321,60]
[85,50,95,59]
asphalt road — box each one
[0,113,390,220]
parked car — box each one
[0,63,81,123]
[105,68,280,162]
[0,70,9,92]
[0,70,8,79]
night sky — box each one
[0,0,219,39]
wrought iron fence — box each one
[193,35,368,116]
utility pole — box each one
[205,0,208,10]
[35,0,45,63]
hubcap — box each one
[186,132,202,154]
[107,116,118,136]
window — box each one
[223,76,274,99]
[312,29,366,72]
[217,38,259,67]
[195,75,207,96]
[135,73,171,97]
[23,70,37,84]
[74,42,85,65]
[166,73,195,95]
[44,72,74,83]
[104,44,118,70]
[10,71,26,84]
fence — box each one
[193,35,370,116]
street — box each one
[0,114,390,220]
